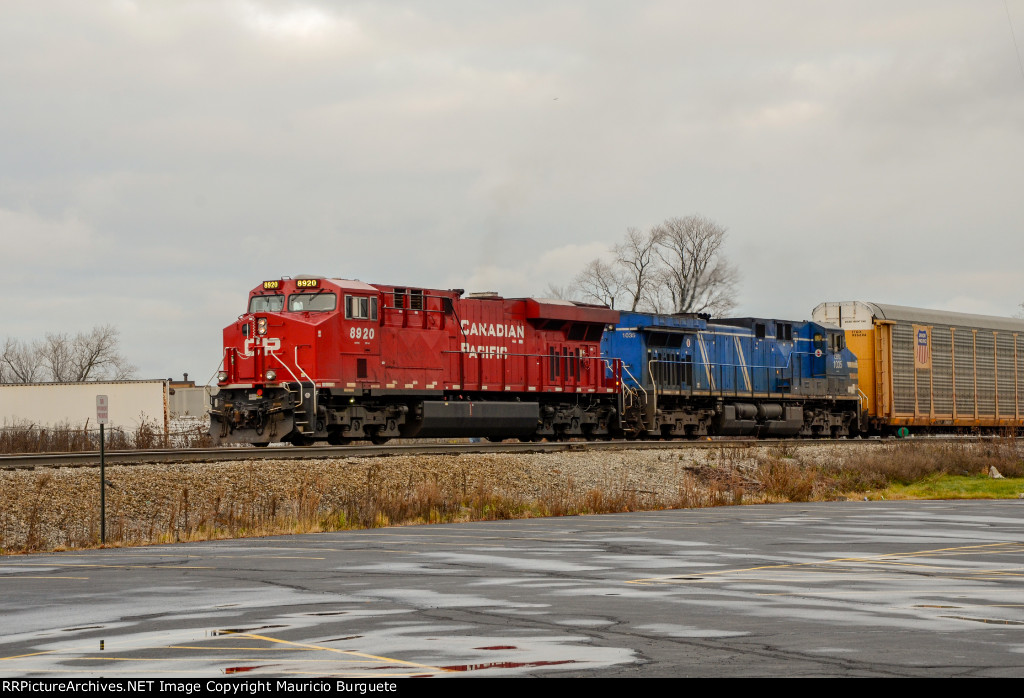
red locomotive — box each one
[210,276,622,446]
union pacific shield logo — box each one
[913,325,931,369]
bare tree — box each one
[1,326,136,383]
[573,258,626,309]
[2,338,44,383]
[613,226,661,311]
[542,282,576,300]
[67,326,137,381]
[652,215,738,315]
[570,215,739,315]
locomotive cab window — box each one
[249,294,284,313]
[755,323,766,339]
[289,292,337,312]
[345,295,378,321]
[830,333,845,352]
[776,323,792,341]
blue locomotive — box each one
[602,312,861,438]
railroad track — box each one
[0,435,1002,470]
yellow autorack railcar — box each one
[813,301,1024,433]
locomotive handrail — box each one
[620,363,648,420]
[646,359,659,431]
[292,347,317,430]
[642,350,845,397]
[266,347,306,411]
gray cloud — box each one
[2,0,1023,377]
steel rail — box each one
[0,435,1004,470]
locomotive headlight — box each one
[266,369,277,382]
[257,317,268,336]
[218,371,229,382]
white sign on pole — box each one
[96,394,109,425]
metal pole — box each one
[100,423,105,544]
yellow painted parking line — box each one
[283,671,431,678]
[1,563,213,570]
[0,576,89,580]
[239,632,451,673]
[0,650,60,661]
[39,657,400,663]
[628,542,1024,585]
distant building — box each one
[167,373,210,418]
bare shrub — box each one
[756,457,818,502]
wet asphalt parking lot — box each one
[2,500,1024,677]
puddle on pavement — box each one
[224,665,267,674]
[441,660,576,672]
[208,625,285,636]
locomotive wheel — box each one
[327,431,352,446]
[251,442,269,448]
[369,430,391,445]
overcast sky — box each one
[3,1,1023,381]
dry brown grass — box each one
[3,441,1022,554]
[752,441,1024,501]
[0,418,211,454]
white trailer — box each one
[0,380,169,433]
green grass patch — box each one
[879,474,1024,500]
